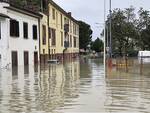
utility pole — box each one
[104,0,106,74]
[109,0,112,58]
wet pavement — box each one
[0,58,150,113]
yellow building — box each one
[40,0,79,63]
[40,13,48,63]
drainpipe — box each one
[47,4,50,60]
[38,18,41,64]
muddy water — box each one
[106,58,150,113]
[0,58,150,113]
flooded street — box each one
[0,58,150,113]
[0,59,105,113]
[106,58,150,113]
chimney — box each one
[68,12,72,16]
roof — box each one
[49,0,79,24]
[4,4,42,19]
[0,13,10,18]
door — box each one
[34,52,38,65]
[24,51,29,66]
[12,51,18,67]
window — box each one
[64,17,66,23]
[73,23,76,35]
[43,49,45,54]
[60,14,63,29]
[52,8,55,20]
[33,25,37,40]
[42,25,46,45]
[11,51,18,67]
[56,12,58,26]
[74,37,76,48]
[24,51,29,66]
[77,26,79,35]
[42,0,47,10]
[70,20,72,33]
[48,27,51,39]
[49,28,56,46]
[52,49,53,54]
[23,22,28,39]
[70,35,72,47]
[0,21,1,39]
[49,49,50,55]
[75,25,78,35]
[51,28,56,46]
[61,31,63,47]
[75,25,77,35]
[10,19,19,37]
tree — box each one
[141,25,150,50]
[91,38,104,52]
[137,8,150,50]
[104,7,138,56]
[9,0,41,11]
[78,21,93,50]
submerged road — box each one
[0,58,150,113]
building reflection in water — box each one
[37,61,80,112]
[12,67,18,79]
[0,60,80,113]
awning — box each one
[0,13,10,18]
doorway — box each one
[34,52,38,65]
[12,51,18,67]
[24,51,29,66]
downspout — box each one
[63,32,68,60]
[38,18,41,65]
[47,4,50,60]
[63,48,67,60]
[39,0,43,64]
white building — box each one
[0,1,42,68]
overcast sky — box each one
[53,0,150,40]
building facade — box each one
[40,0,79,63]
[0,1,41,68]
[40,12,49,64]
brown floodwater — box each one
[0,58,150,113]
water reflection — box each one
[106,58,150,113]
[12,67,18,77]
[2,58,150,113]
[138,57,150,64]
[0,60,81,113]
